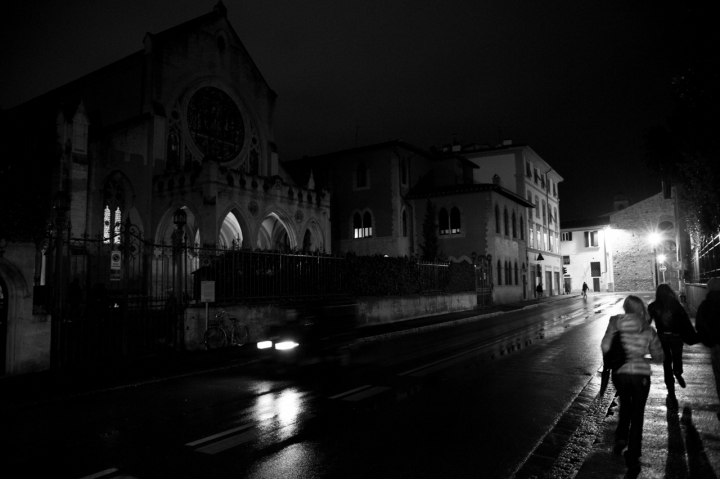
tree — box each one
[419,199,439,261]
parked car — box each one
[257,299,359,372]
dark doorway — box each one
[593,277,600,292]
[0,276,7,375]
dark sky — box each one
[0,0,689,220]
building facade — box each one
[459,141,564,298]
[0,3,331,375]
[285,140,533,304]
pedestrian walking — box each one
[536,282,543,297]
[647,283,700,393]
[582,282,589,298]
[694,277,720,420]
[601,295,664,472]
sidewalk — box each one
[574,317,720,478]
[0,293,577,410]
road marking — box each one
[329,385,372,399]
[399,347,480,377]
[186,423,254,447]
[196,429,258,454]
[78,468,119,479]
[339,386,390,402]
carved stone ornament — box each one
[295,210,304,223]
[248,201,259,216]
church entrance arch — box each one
[301,220,324,253]
[218,208,248,249]
[257,212,296,251]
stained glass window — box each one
[187,87,244,161]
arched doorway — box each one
[257,213,293,251]
[219,212,244,249]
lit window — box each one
[450,207,461,234]
[353,213,363,238]
[439,208,449,235]
[363,212,372,237]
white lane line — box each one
[399,347,477,376]
[342,386,390,402]
[78,468,119,479]
[186,423,254,447]
[196,429,258,455]
[329,384,372,400]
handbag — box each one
[600,331,625,396]
[604,331,625,370]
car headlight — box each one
[274,341,299,350]
[257,341,273,350]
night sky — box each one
[0,1,692,220]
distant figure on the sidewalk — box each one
[601,295,664,472]
[536,283,543,297]
[695,277,720,420]
[582,282,589,298]
[648,284,700,394]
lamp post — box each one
[648,232,661,288]
[657,254,667,284]
[172,209,187,305]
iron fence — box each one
[691,232,720,283]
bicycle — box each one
[203,311,250,350]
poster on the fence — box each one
[110,252,121,270]
[201,281,215,303]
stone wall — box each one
[609,192,675,292]
[182,292,476,350]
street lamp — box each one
[657,254,667,283]
[648,232,661,287]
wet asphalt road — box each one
[4,294,634,478]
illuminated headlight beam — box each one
[257,341,273,350]
[275,341,299,350]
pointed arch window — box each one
[450,207,461,234]
[402,209,408,237]
[504,208,509,236]
[495,205,500,234]
[514,262,519,285]
[497,260,502,285]
[535,196,540,218]
[400,159,407,185]
[363,212,372,237]
[520,216,524,240]
[512,211,517,238]
[505,260,510,285]
[439,208,450,235]
[102,174,125,244]
[353,213,363,238]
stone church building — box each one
[0,2,330,375]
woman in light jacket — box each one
[601,295,664,471]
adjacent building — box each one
[458,141,564,298]
[560,190,685,293]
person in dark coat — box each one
[601,295,663,472]
[695,277,720,419]
[648,283,700,393]
[582,282,589,298]
[536,282,543,296]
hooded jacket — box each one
[648,299,700,345]
[696,290,720,347]
[601,313,664,376]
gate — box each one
[474,255,493,308]
[49,220,182,368]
